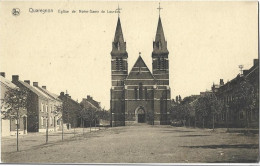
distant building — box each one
[58,92,81,128]
[80,96,101,127]
[85,95,101,109]
[0,73,27,136]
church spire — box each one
[112,17,126,52]
[153,3,168,53]
[153,16,168,53]
[114,17,124,43]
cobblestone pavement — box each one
[1,125,259,163]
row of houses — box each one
[171,59,259,128]
[1,73,101,136]
[211,59,259,128]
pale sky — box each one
[0,1,258,109]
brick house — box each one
[80,96,101,127]
[1,73,27,136]
[58,92,81,128]
[110,16,171,126]
[214,59,259,128]
[12,75,56,132]
[34,85,63,132]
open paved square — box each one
[1,125,259,163]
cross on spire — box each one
[139,52,141,56]
[116,4,122,17]
[157,2,163,16]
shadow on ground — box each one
[181,144,259,149]
[211,159,259,163]
[179,135,210,137]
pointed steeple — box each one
[114,17,124,43]
[153,16,168,53]
[112,17,126,52]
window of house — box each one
[239,111,244,120]
[50,116,52,126]
[221,113,225,121]
[41,103,44,112]
[46,105,48,113]
[41,117,44,126]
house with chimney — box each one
[0,72,27,136]
[58,92,81,128]
[213,59,259,128]
[35,85,63,131]
[11,75,57,132]
[80,96,101,127]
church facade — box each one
[110,15,171,126]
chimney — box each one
[60,92,64,96]
[220,79,224,86]
[243,70,249,76]
[24,80,30,85]
[12,75,19,82]
[0,72,5,77]
[33,82,38,87]
[87,95,91,99]
[253,59,259,66]
[42,86,46,89]
[65,94,69,97]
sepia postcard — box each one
[0,0,259,164]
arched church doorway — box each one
[135,106,145,123]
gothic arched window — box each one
[139,83,143,99]
[157,58,161,69]
[145,87,148,100]
[134,87,138,99]
[119,58,123,70]
[117,42,120,50]
[116,57,119,70]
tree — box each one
[234,78,258,130]
[195,96,209,129]
[1,87,28,151]
[208,94,224,131]
[54,104,63,140]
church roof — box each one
[125,56,155,80]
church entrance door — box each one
[135,107,145,123]
[138,114,145,123]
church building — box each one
[110,11,171,126]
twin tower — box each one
[110,15,171,126]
